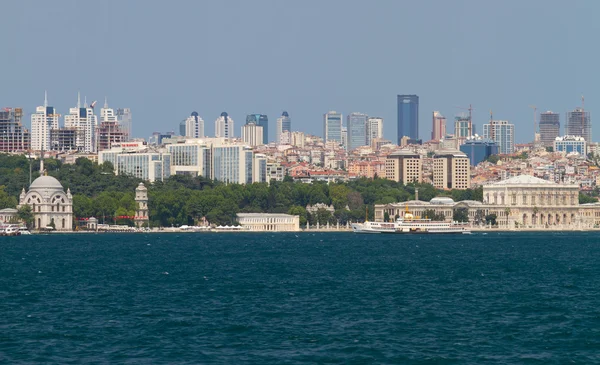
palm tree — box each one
[504,207,511,226]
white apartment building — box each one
[215,112,234,138]
[30,94,60,151]
[367,117,384,144]
[185,112,204,138]
[241,122,264,147]
[64,95,98,153]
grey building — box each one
[539,111,560,148]
[566,108,591,143]
[397,94,419,143]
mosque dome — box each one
[30,176,64,190]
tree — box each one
[17,205,34,229]
[485,213,497,226]
[579,193,598,204]
[0,185,17,209]
[486,155,500,164]
[288,205,307,226]
[49,218,56,230]
[422,209,445,221]
[384,211,390,222]
[452,207,469,222]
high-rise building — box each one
[459,139,499,166]
[566,108,591,142]
[324,111,342,143]
[483,120,514,154]
[50,128,77,152]
[276,111,291,143]
[241,121,264,146]
[246,114,268,144]
[64,94,98,153]
[454,114,471,147]
[184,111,204,138]
[212,145,255,184]
[431,111,446,141]
[397,94,419,143]
[0,107,30,152]
[116,108,132,141]
[97,99,127,151]
[215,112,234,138]
[367,117,384,145]
[539,111,560,148]
[346,112,368,151]
[385,150,422,184]
[31,93,60,151]
[554,135,586,155]
[432,151,471,190]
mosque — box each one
[18,175,73,231]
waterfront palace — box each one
[375,175,600,229]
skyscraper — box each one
[64,93,98,153]
[246,114,268,143]
[566,108,591,142]
[366,117,384,145]
[454,114,471,147]
[397,94,419,143]
[323,111,342,143]
[431,111,446,141]
[276,111,291,143]
[241,121,264,146]
[116,108,132,141]
[483,120,514,154]
[184,111,204,138]
[0,107,30,152]
[346,112,368,151]
[215,112,234,138]
[31,92,60,151]
[97,99,126,151]
[539,111,560,148]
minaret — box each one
[134,183,149,228]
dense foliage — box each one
[0,154,485,227]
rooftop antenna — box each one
[77,91,81,109]
[528,105,537,142]
[44,90,48,108]
[582,95,585,138]
[104,96,108,109]
[84,96,88,108]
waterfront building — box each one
[346,112,368,151]
[367,117,384,145]
[0,107,30,152]
[18,175,73,231]
[134,183,149,228]
[246,114,268,144]
[554,135,586,155]
[64,94,98,153]
[237,213,300,232]
[184,111,204,138]
[0,208,18,223]
[31,93,60,151]
[539,111,560,148]
[432,150,470,190]
[276,111,291,144]
[483,120,514,154]
[397,94,419,143]
[241,121,264,146]
[431,111,446,141]
[385,150,422,184]
[375,175,592,229]
[215,112,234,138]
[459,138,499,166]
[97,100,127,151]
[323,111,343,144]
[566,108,591,143]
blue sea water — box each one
[1,232,600,364]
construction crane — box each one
[528,105,537,143]
[455,104,474,137]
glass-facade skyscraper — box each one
[346,112,368,151]
[324,111,342,143]
[276,111,291,143]
[397,94,419,143]
[246,114,268,144]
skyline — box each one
[1,1,599,143]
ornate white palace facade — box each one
[375,175,600,230]
[237,213,300,232]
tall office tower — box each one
[566,108,591,142]
[116,108,132,141]
[0,107,30,152]
[539,111,560,148]
[246,114,268,143]
[432,151,471,190]
[341,126,348,150]
[184,111,204,138]
[454,114,471,147]
[323,111,343,143]
[431,111,446,141]
[366,117,384,145]
[397,94,419,143]
[241,121,264,146]
[385,150,422,184]
[483,120,515,154]
[64,94,98,153]
[346,112,368,151]
[31,93,60,151]
[179,120,186,136]
[97,99,127,151]
[215,112,234,138]
[276,111,291,143]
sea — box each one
[1,232,600,364]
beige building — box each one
[375,175,597,230]
[432,151,470,190]
[18,175,73,231]
[241,123,264,147]
[237,213,300,232]
[385,150,422,184]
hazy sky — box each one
[1,1,599,143]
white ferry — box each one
[352,207,470,234]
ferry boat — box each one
[352,206,470,234]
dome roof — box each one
[430,197,455,205]
[30,176,64,190]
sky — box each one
[1,0,599,143]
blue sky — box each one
[1,0,598,143]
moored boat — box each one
[352,206,470,234]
